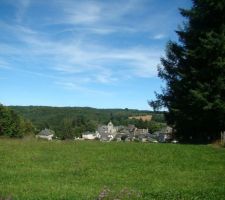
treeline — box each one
[0,104,34,138]
[9,106,165,139]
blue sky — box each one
[0,0,191,110]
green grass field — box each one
[0,139,224,200]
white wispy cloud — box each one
[0,0,169,94]
[152,33,166,40]
[55,81,113,96]
[0,0,192,108]
[36,0,148,35]
[0,58,11,69]
[0,22,161,83]
[64,1,102,25]
[14,0,31,23]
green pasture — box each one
[0,139,224,199]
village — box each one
[81,121,176,143]
[0,0,224,199]
[36,115,177,143]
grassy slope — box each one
[0,139,224,200]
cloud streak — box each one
[0,0,192,108]
[0,0,181,96]
[0,59,11,69]
[0,21,162,85]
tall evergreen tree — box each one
[154,0,225,143]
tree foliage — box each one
[9,106,166,138]
[0,104,34,137]
[148,99,162,112]
[58,116,96,139]
[154,0,225,143]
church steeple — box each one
[107,121,114,134]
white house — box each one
[82,131,100,140]
[36,128,54,140]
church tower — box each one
[107,121,115,134]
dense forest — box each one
[9,106,165,139]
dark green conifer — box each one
[155,0,225,143]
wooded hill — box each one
[9,106,165,139]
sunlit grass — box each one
[0,139,224,199]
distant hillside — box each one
[9,106,165,138]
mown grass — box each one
[0,139,224,199]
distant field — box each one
[0,139,224,200]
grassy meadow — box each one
[0,139,224,200]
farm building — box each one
[82,131,100,140]
[36,128,54,140]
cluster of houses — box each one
[81,121,176,143]
[36,121,177,143]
